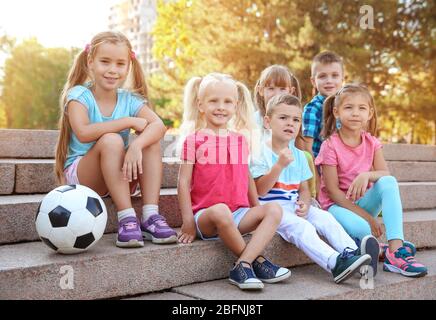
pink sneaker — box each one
[379,241,416,261]
[383,247,427,278]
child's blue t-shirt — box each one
[250,141,313,203]
[64,85,146,169]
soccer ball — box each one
[35,185,108,254]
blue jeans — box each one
[328,176,404,242]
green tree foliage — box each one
[0,38,76,129]
[152,0,435,143]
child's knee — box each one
[98,133,124,151]
[209,203,233,225]
[377,175,399,191]
[264,203,283,222]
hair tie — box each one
[131,51,136,59]
[85,44,91,53]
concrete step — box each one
[2,129,436,161]
[387,161,436,182]
[170,249,436,300]
[383,143,436,162]
[1,209,435,300]
[0,158,180,195]
[0,189,180,245]
[1,158,436,195]
[0,129,178,159]
[0,232,312,300]
[1,181,436,245]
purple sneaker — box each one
[140,214,177,244]
[116,216,144,248]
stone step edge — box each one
[1,216,435,300]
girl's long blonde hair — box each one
[179,73,258,153]
[55,31,150,184]
[254,65,302,118]
[321,83,378,140]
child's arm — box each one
[254,148,293,196]
[302,137,315,158]
[322,164,384,237]
[371,148,390,179]
[346,149,390,202]
[248,173,260,207]
[177,163,196,244]
[122,105,167,181]
[67,101,146,143]
[295,180,311,218]
[128,105,167,149]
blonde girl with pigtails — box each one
[55,31,177,249]
[177,73,291,290]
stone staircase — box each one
[0,129,435,300]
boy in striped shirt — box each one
[250,94,377,284]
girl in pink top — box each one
[315,84,427,278]
[177,73,290,290]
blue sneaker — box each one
[332,248,371,284]
[355,235,380,277]
[229,261,264,290]
[252,256,291,283]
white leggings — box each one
[274,201,358,272]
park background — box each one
[0,0,434,145]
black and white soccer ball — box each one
[35,185,108,254]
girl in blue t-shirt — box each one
[55,31,177,248]
[250,94,378,284]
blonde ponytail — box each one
[233,81,258,150]
[55,49,89,184]
[130,57,151,108]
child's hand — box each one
[277,148,294,169]
[122,144,142,182]
[178,221,196,244]
[131,117,148,134]
[346,172,370,202]
[295,200,309,218]
[368,217,384,238]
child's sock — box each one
[327,252,340,271]
[117,208,137,222]
[142,204,159,222]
